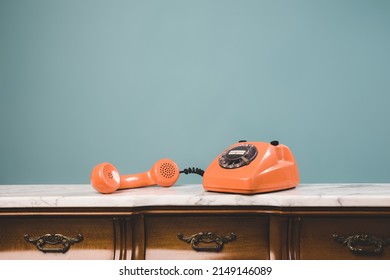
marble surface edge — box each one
[1,183,390,208]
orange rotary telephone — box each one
[90,140,299,195]
[202,140,299,194]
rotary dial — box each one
[218,144,258,169]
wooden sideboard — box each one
[1,184,390,260]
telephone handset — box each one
[90,159,180,194]
[202,140,299,194]
[90,159,204,194]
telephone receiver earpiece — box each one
[90,158,180,194]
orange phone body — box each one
[202,141,299,194]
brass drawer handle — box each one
[332,234,390,255]
[24,233,83,253]
[177,231,236,252]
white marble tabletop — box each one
[1,184,390,208]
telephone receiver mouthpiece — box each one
[90,158,180,194]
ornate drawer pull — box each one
[177,231,236,252]
[332,234,390,255]
[24,233,83,253]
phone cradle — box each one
[202,141,299,194]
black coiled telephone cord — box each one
[180,167,205,177]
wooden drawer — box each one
[297,216,390,260]
[144,214,269,260]
[0,216,119,260]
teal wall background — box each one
[1,0,390,185]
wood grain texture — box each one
[0,216,117,260]
[144,214,269,260]
[296,216,390,260]
[1,207,390,260]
